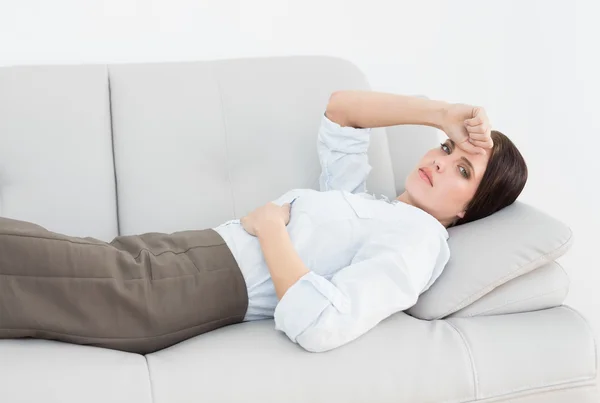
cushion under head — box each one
[406,200,573,320]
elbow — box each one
[297,340,332,354]
[295,329,340,353]
[325,91,353,127]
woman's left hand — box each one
[241,202,292,237]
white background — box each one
[1,0,599,369]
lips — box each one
[419,168,433,186]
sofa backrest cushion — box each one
[107,56,398,235]
[0,65,118,241]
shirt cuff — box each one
[319,114,371,154]
[273,271,350,342]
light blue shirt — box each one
[212,113,450,353]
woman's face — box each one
[397,139,491,227]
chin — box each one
[405,175,434,206]
[402,178,420,200]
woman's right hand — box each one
[442,103,494,155]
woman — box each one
[0,91,527,354]
[233,90,528,353]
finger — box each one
[466,124,487,134]
[467,131,490,141]
[469,138,494,149]
[464,116,483,126]
[473,107,488,120]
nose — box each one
[433,157,446,172]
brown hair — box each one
[449,130,528,228]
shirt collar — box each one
[375,193,449,240]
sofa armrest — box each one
[444,305,598,401]
[448,261,570,318]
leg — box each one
[0,217,248,354]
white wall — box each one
[1,0,598,362]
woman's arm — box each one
[256,220,310,301]
[325,90,493,155]
[325,90,450,130]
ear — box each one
[457,210,466,219]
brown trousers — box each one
[0,217,249,354]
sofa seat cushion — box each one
[143,307,596,403]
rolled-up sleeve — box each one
[317,113,372,194]
[273,233,443,353]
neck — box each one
[396,191,451,228]
[396,191,414,206]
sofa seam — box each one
[560,305,599,378]
[144,355,156,403]
[106,65,122,236]
[458,379,598,402]
[461,285,568,317]
[436,230,574,319]
[445,320,479,400]
[213,63,237,219]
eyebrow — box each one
[447,139,475,177]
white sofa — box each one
[0,56,598,403]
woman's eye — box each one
[440,143,469,179]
